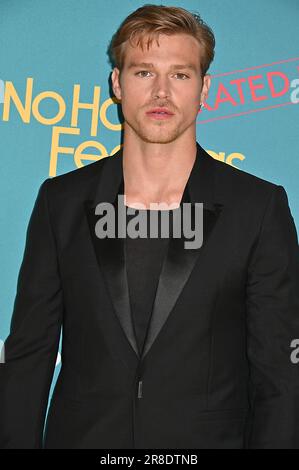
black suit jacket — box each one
[1,142,299,449]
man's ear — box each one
[111,67,122,100]
[200,74,211,106]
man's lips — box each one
[146,107,174,115]
[146,108,175,119]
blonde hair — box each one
[108,4,216,79]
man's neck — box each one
[122,139,197,209]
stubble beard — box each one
[125,114,182,144]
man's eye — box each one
[135,71,151,77]
[135,71,190,79]
[175,73,189,80]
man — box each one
[1,4,299,449]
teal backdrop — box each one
[0,0,298,402]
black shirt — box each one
[117,182,190,357]
[125,207,171,356]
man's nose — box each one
[151,75,171,99]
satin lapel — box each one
[84,150,140,362]
[139,143,224,360]
[140,203,223,360]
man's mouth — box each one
[146,112,174,120]
[146,107,174,115]
[146,108,175,119]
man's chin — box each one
[136,128,180,144]
[138,134,179,144]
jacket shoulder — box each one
[45,156,112,199]
[211,155,280,204]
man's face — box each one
[111,33,211,144]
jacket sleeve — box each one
[0,178,63,449]
[244,184,299,449]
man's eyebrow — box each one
[127,62,198,72]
